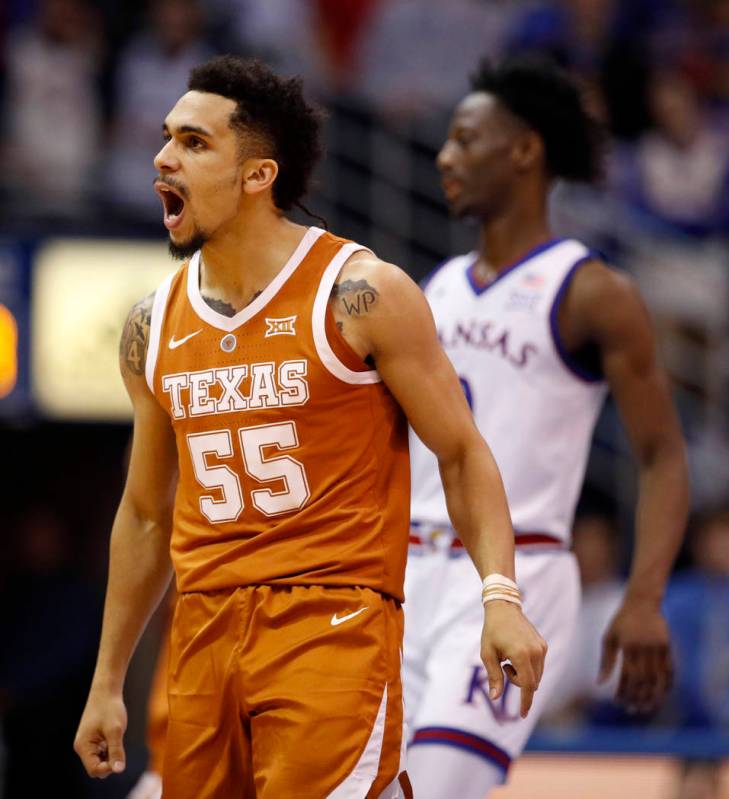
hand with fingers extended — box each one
[74,689,128,779]
[481,601,548,718]
[598,597,673,714]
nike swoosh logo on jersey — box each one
[330,607,368,626]
[168,330,202,349]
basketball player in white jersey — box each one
[404,57,689,797]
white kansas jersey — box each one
[410,238,608,545]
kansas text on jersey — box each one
[409,238,608,546]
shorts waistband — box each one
[409,523,566,551]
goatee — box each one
[169,232,207,260]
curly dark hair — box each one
[188,55,324,211]
[470,56,605,183]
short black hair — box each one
[188,55,324,210]
[470,56,605,183]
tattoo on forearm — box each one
[331,279,379,316]
[120,293,154,375]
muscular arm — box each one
[331,259,515,577]
[75,294,178,778]
[331,255,547,715]
[561,262,689,710]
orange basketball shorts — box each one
[146,616,171,775]
[161,584,410,798]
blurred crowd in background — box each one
[2,0,729,234]
[1,0,729,797]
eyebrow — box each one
[449,120,475,135]
[162,123,213,138]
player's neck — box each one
[476,212,552,278]
[199,210,309,305]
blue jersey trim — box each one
[549,254,605,383]
[466,237,567,296]
[411,726,512,774]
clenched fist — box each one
[74,688,128,779]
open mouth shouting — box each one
[154,180,187,231]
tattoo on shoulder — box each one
[330,279,379,317]
[120,293,154,376]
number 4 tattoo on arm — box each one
[120,293,154,376]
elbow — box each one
[437,429,498,477]
[639,432,690,503]
[118,491,174,537]
[640,429,687,471]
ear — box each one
[512,130,544,174]
[241,158,279,196]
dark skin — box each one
[437,91,689,713]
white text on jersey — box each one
[162,359,309,419]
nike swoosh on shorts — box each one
[330,607,369,626]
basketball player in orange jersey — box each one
[73,55,547,798]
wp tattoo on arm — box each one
[331,279,379,317]
[330,278,379,367]
[120,293,154,376]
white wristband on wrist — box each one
[482,573,518,591]
[481,573,522,608]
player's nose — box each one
[154,139,180,173]
[436,141,456,172]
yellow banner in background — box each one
[32,240,174,421]
[0,303,18,399]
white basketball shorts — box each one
[403,539,581,780]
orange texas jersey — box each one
[144,227,411,600]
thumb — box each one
[482,648,504,701]
[106,726,126,774]
[598,635,618,684]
